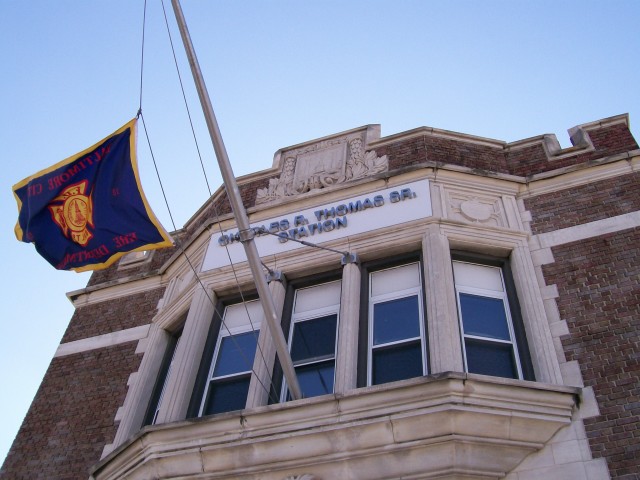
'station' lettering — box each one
[217,187,417,247]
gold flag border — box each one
[12,118,173,272]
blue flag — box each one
[13,118,173,272]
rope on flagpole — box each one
[136,0,281,405]
[138,0,148,113]
[138,110,280,406]
[161,0,292,403]
[159,0,213,196]
[159,0,281,403]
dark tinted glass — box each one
[202,376,250,415]
[372,341,423,385]
[295,361,335,398]
[459,294,510,340]
[373,295,420,345]
[291,315,337,363]
[465,339,517,379]
[213,330,259,377]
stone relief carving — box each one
[282,475,318,480]
[256,135,388,204]
[345,137,388,180]
[447,191,505,227]
[294,143,346,194]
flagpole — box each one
[170,0,302,400]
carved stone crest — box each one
[256,133,388,204]
[447,191,505,227]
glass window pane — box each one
[465,339,517,379]
[202,376,251,415]
[291,315,337,363]
[295,361,335,398]
[459,294,510,340]
[373,296,420,345]
[213,330,259,377]
[372,341,423,385]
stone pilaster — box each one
[334,260,361,393]
[155,285,217,423]
[246,277,286,409]
[422,224,464,373]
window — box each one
[453,260,523,380]
[197,301,261,416]
[187,255,532,418]
[143,329,182,426]
[367,261,427,386]
[119,250,151,268]
[282,280,341,400]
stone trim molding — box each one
[519,153,638,198]
[54,325,151,358]
[91,374,577,480]
[68,276,165,308]
[534,211,640,249]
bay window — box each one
[185,254,533,417]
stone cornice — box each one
[68,274,167,308]
[90,373,577,480]
[369,126,506,149]
[519,151,639,198]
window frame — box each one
[271,270,342,403]
[198,324,261,417]
[451,251,535,381]
[187,294,261,418]
[280,279,342,401]
[142,326,183,427]
[358,252,429,388]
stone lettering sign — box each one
[201,179,431,271]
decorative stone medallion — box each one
[460,199,494,222]
[447,190,505,227]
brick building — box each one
[1,114,638,479]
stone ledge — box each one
[91,373,578,480]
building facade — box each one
[1,114,638,479]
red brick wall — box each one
[524,172,640,235]
[507,123,637,178]
[541,228,640,479]
[62,288,163,342]
[0,343,142,480]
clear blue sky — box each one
[1,0,639,465]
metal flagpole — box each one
[170,0,302,400]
